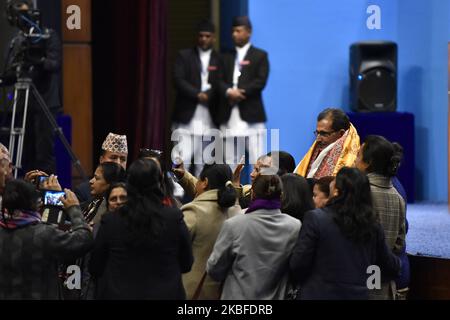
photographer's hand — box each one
[42,174,62,191]
[232,156,246,187]
[60,189,79,209]
[172,157,186,180]
[24,170,48,184]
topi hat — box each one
[101,133,128,154]
[197,19,215,33]
[232,16,252,30]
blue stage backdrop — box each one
[249,0,450,202]
[348,112,415,202]
[55,115,72,189]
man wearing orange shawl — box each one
[295,108,360,179]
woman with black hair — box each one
[61,162,126,300]
[0,179,92,299]
[355,135,407,300]
[89,159,193,299]
[138,148,184,207]
[280,173,315,221]
[207,173,301,299]
[83,162,126,225]
[289,167,401,300]
[181,164,240,300]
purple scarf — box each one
[246,199,281,214]
[0,210,41,230]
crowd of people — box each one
[0,103,409,300]
[0,6,408,300]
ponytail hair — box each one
[252,174,283,200]
[362,135,404,177]
[218,181,237,208]
[199,164,237,208]
[389,142,403,177]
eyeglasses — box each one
[313,130,336,137]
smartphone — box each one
[43,190,65,207]
[172,157,183,169]
[36,175,49,189]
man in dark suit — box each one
[0,0,61,174]
[218,16,269,172]
[171,20,221,177]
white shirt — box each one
[199,48,212,92]
[173,47,214,135]
[222,42,265,137]
[232,42,252,88]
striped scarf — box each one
[0,209,41,229]
[295,123,360,178]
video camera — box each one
[6,0,41,31]
[5,0,50,74]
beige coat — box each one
[179,172,241,299]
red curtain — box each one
[93,0,168,162]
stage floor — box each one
[407,203,450,259]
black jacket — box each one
[289,208,401,300]
[89,206,193,300]
[1,28,62,111]
[217,45,269,124]
[172,47,221,126]
[0,206,93,300]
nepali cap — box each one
[101,133,128,154]
[0,143,11,163]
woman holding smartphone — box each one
[0,179,93,299]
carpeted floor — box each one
[406,202,450,259]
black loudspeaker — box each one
[350,41,397,112]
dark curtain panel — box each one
[92,0,167,164]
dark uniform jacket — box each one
[217,45,269,125]
[172,47,221,127]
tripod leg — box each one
[8,84,29,178]
[30,83,88,181]
[15,86,31,177]
[8,87,19,163]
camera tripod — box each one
[8,76,87,180]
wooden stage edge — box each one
[408,254,450,299]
